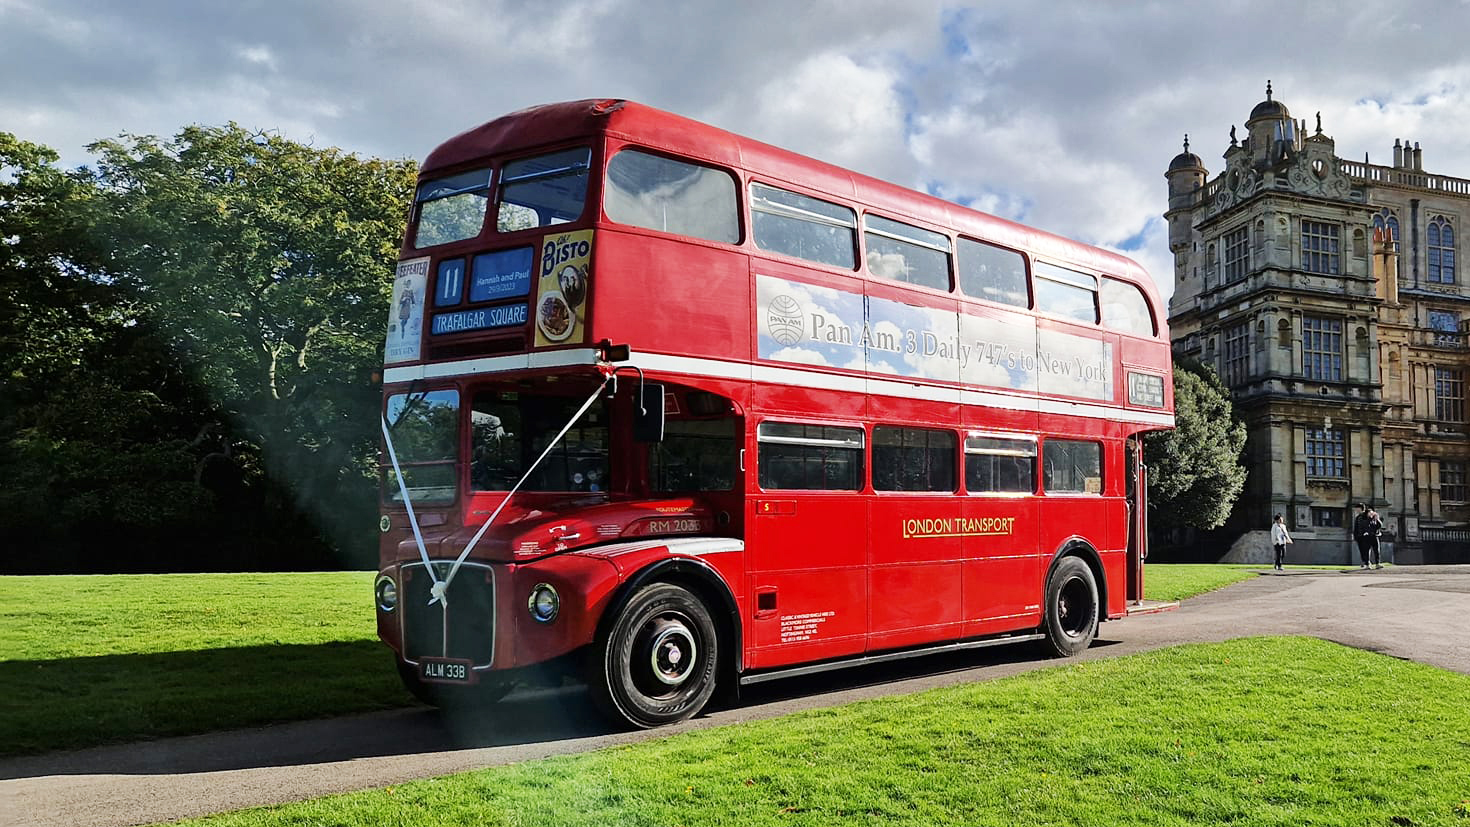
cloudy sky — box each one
[5,0,1470,299]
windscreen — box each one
[471,389,609,492]
[382,389,459,504]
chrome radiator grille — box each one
[400,561,496,666]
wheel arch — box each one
[599,555,744,676]
[1046,536,1107,618]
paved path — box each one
[4,565,1468,827]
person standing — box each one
[1352,503,1381,569]
[1367,508,1384,569]
[1271,514,1293,571]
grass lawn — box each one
[0,572,414,755]
[1,564,1277,756]
[175,637,1470,827]
[1143,563,1351,603]
[1143,563,1262,602]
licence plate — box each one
[418,658,473,684]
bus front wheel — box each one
[591,582,719,729]
[1041,556,1099,657]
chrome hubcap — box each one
[648,619,697,686]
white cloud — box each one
[236,45,277,71]
[4,0,1470,308]
[728,51,912,184]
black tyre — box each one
[1041,555,1099,657]
[396,661,513,708]
[590,582,720,729]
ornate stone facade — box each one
[1166,84,1469,563]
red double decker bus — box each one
[375,99,1173,728]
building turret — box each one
[1245,80,1298,167]
[1165,134,1206,253]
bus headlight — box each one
[528,583,560,623]
[375,574,399,613]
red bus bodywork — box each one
[376,99,1174,727]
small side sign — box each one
[1127,371,1165,408]
[385,257,429,364]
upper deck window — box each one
[750,183,857,270]
[605,149,739,244]
[957,238,1028,308]
[414,168,492,248]
[864,215,952,291]
[1032,261,1098,324]
[496,147,591,233]
[1099,277,1156,336]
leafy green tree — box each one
[83,125,417,565]
[1144,357,1248,535]
[1,133,97,386]
[1,133,217,571]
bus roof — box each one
[421,99,1160,305]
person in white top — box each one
[1271,514,1293,571]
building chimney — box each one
[1393,138,1403,168]
[1414,141,1423,171]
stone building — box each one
[1165,83,1469,564]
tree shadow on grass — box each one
[0,642,619,778]
[0,641,416,758]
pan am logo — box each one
[767,294,804,346]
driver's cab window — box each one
[382,389,460,504]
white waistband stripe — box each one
[384,349,1175,428]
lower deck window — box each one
[873,426,956,491]
[758,422,864,490]
[965,435,1037,493]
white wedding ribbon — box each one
[380,413,441,595]
[429,375,612,606]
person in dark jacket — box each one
[1352,503,1382,569]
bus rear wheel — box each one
[1041,555,1099,657]
[590,582,719,729]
